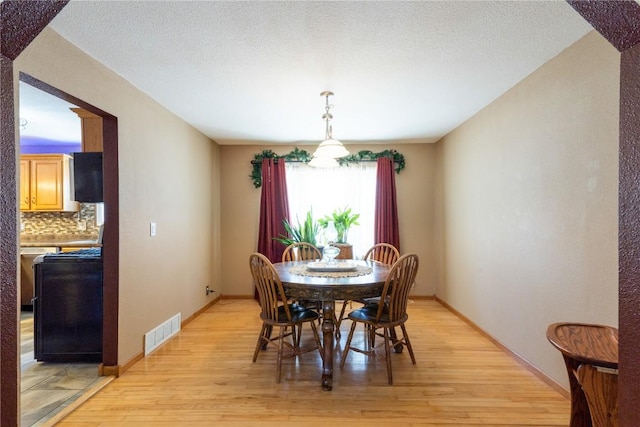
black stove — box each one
[38,247,102,261]
[33,247,103,362]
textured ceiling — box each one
[31,0,593,145]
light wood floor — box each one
[56,299,570,426]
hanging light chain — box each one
[312,90,349,161]
[321,91,335,140]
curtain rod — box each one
[250,148,406,188]
[250,158,380,165]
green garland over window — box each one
[250,147,405,188]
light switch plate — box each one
[150,222,157,237]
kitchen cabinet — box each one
[20,154,79,212]
[20,254,35,308]
[70,107,103,152]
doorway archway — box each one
[19,72,120,377]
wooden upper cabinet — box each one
[20,154,79,212]
[19,159,31,210]
[70,107,103,152]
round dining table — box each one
[273,259,392,391]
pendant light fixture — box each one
[308,156,339,168]
[311,91,349,160]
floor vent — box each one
[144,313,181,356]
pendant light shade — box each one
[312,138,350,159]
[308,156,339,168]
[311,91,349,163]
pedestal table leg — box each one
[321,300,335,391]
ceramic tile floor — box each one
[20,311,103,427]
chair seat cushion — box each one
[357,296,381,304]
[348,304,389,323]
[347,303,408,326]
[275,304,319,323]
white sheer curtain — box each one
[285,161,377,258]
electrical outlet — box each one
[20,222,25,232]
[205,286,213,296]
[77,220,87,231]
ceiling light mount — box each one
[311,91,349,162]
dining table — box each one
[273,258,392,391]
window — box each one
[285,161,376,257]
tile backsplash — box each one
[20,204,100,237]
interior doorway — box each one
[17,72,120,375]
[17,79,108,424]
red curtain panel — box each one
[374,157,400,252]
[256,158,290,298]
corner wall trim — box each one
[98,364,121,378]
[434,296,569,399]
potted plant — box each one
[273,210,320,247]
[318,206,360,259]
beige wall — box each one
[435,31,619,388]
[220,143,437,297]
[15,28,222,366]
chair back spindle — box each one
[364,243,400,266]
[250,253,291,322]
[376,253,419,323]
[282,242,322,262]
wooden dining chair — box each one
[363,243,400,266]
[340,253,419,385]
[282,242,324,317]
[336,243,400,331]
[249,253,323,383]
[281,242,322,262]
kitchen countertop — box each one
[20,235,101,248]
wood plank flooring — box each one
[56,299,570,426]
